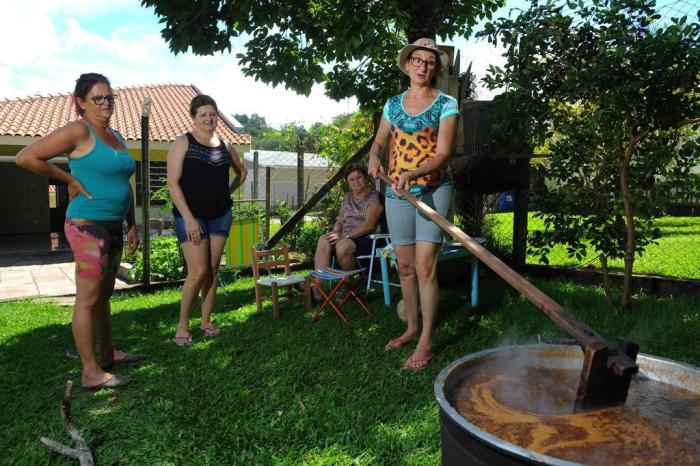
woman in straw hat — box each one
[368,38,459,371]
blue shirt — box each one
[66,123,135,221]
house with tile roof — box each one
[0,84,250,238]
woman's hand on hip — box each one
[125,225,139,256]
[67,177,91,201]
[185,217,203,246]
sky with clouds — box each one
[1,0,513,128]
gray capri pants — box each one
[385,183,453,246]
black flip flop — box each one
[83,373,131,391]
[102,353,147,370]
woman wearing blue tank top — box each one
[167,95,247,346]
[16,73,142,390]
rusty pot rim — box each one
[434,343,700,466]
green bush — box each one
[129,235,185,281]
[293,221,326,259]
[273,201,327,260]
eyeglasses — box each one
[90,94,117,105]
[409,56,437,69]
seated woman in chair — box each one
[312,164,383,302]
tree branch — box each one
[39,381,94,466]
[678,117,700,127]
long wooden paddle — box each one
[377,172,638,408]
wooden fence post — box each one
[513,158,530,268]
[140,97,151,287]
[265,166,271,241]
[297,134,304,208]
[253,151,259,199]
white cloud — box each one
[15,0,135,16]
[1,0,511,127]
[0,6,61,67]
[1,1,357,127]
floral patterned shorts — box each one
[64,218,124,280]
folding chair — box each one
[331,233,391,295]
[373,238,487,308]
[252,246,312,319]
[309,267,371,324]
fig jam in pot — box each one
[436,345,700,466]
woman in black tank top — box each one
[167,95,247,345]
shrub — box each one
[293,221,326,260]
[129,235,185,281]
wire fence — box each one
[483,201,700,280]
[240,150,331,211]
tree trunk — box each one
[599,254,612,305]
[619,129,646,309]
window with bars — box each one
[135,161,168,205]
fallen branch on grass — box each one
[39,380,94,466]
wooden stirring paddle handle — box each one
[377,172,607,349]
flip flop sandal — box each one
[172,334,193,346]
[83,373,131,391]
[403,352,435,371]
[101,352,147,370]
[384,335,416,351]
[201,326,221,337]
[116,353,147,364]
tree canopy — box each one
[142,0,503,109]
[479,0,699,307]
[233,113,269,137]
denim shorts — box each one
[332,235,374,258]
[385,183,453,246]
[174,210,232,243]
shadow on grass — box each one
[0,273,697,464]
[0,274,492,465]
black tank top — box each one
[173,133,232,219]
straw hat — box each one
[396,38,449,76]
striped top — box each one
[172,132,232,219]
[339,189,380,236]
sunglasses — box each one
[91,94,118,105]
[409,56,437,69]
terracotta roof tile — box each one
[0,84,250,145]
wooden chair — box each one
[252,245,312,319]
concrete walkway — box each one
[0,251,132,302]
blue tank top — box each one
[66,123,135,221]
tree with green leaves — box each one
[479,0,700,308]
[142,0,503,109]
[233,113,270,137]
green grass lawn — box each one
[1,275,698,465]
[488,213,700,279]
